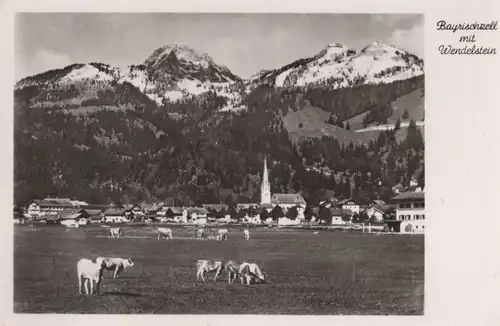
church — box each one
[260,157,307,215]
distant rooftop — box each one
[392,191,425,201]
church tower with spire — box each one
[260,157,271,205]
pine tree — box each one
[394,118,401,131]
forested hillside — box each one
[14,43,424,207]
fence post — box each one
[352,264,356,282]
[141,263,143,277]
[53,255,56,270]
[412,270,415,284]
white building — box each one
[363,206,386,222]
[26,198,74,219]
[392,191,425,234]
[336,198,361,215]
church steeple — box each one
[260,157,271,205]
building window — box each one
[405,203,412,208]
[422,214,425,220]
[398,215,404,220]
[399,204,405,209]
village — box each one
[14,158,425,234]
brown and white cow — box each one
[95,257,135,279]
[108,227,121,239]
[217,229,228,241]
[243,229,250,240]
[157,227,173,240]
[77,258,105,295]
[224,260,240,284]
[238,262,267,285]
[195,228,204,239]
[196,259,224,282]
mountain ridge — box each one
[15,41,423,111]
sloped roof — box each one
[271,194,306,205]
[59,212,84,220]
[342,209,354,216]
[186,207,209,215]
[105,208,127,216]
[59,208,84,215]
[372,199,387,206]
[337,198,359,206]
[32,199,74,208]
[83,209,104,216]
[392,191,425,201]
[167,207,184,214]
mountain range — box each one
[15,41,423,111]
[14,41,425,207]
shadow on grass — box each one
[102,291,143,297]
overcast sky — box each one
[15,13,423,81]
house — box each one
[330,208,345,225]
[277,217,301,226]
[183,207,209,225]
[129,204,145,221]
[271,194,307,211]
[143,204,161,220]
[59,209,90,227]
[362,206,386,222]
[26,197,74,219]
[83,209,104,224]
[335,198,360,215]
[236,203,260,212]
[164,207,184,222]
[391,190,425,234]
[104,208,129,223]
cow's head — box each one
[125,258,135,268]
[260,271,268,283]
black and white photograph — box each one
[13,13,425,315]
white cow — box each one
[243,229,250,240]
[238,262,267,285]
[224,260,240,284]
[77,258,105,295]
[108,227,121,239]
[157,227,173,240]
[95,257,135,279]
[196,259,223,282]
[217,229,228,241]
[195,228,204,239]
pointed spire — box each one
[261,156,271,205]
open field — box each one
[14,225,424,314]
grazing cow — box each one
[196,259,223,282]
[224,260,240,284]
[157,227,173,240]
[95,257,135,279]
[108,227,121,239]
[217,228,228,241]
[243,229,250,240]
[238,262,267,285]
[77,258,105,295]
[195,228,204,239]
